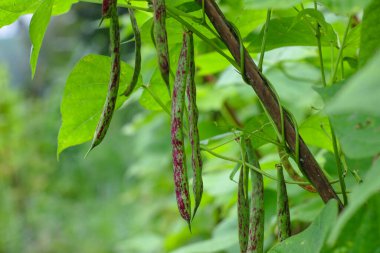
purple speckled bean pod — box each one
[245,138,264,253]
[185,31,203,218]
[152,0,170,94]
[238,164,249,253]
[89,0,120,152]
[276,164,291,242]
[171,31,192,226]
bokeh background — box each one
[1,1,377,252]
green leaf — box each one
[299,114,333,152]
[268,200,338,253]
[359,0,380,67]
[244,114,277,148]
[326,52,380,117]
[139,69,171,112]
[57,54,138,157]
[328,160,380,247]
[319,0,373,14]
[29,0,54,79]
[243,0,304,10]
[329,113,380,159]
[247,16,337,53]
[0,0,37,12]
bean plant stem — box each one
[314,2,327,87]
[258,9,271,72]
[330,121,348,205]
[331,16,352,83]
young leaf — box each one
[29,0,54,78]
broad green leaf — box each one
[268,200,338,253]
[327,195,380,253]
[139,68,171,112]
[329,113,380,159]
[319,0,373,14]
[57,54,139,157]
[328,160,380,248]
[29,0,54,78]
[243,0,304,10]
[326,52,380,117]
[244,114,277,148]
[300,114,333,152]
[0,10,20,28]
[247,16,337,53]
[359,0,380,67]
[0,0,37,12]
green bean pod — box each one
[238,165,249,253]
[185,31,203,218]
[123,7,141,97]
[276,164,291,242]
[171,31,192,225]
[245,139,264,253]
[89,0,120,152]
[152,0,170,93]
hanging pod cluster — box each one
[171,30,203,227]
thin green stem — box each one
[329,120,347,205]
[201,145,339,186]
[258,9,271,72]
[166,9,239,69]
[331,16,352,83]
[314,2,327,87]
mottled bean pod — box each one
[89,0,120,152]
[123,7,141,97]
[102,0,112,18]
[171,31,192,226]
[152,0,170,94]
[185,31,203,218]
[238,164,249,253]
[276,164,291,242]
[245,138,264,253]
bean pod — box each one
[171,31,192,225]
[245,139,264,253]
[89,0,120,152]
[276,164,291,242]
[185,31,203,218]
[238,164,249,253]
[123,7,141,97]
[152,0,170,93]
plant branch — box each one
[195,0,343,208]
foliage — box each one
[0,0,379,252]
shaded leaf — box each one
[359,0,380,67]
[268,200,338,253]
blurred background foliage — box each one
[0,0,379,252]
